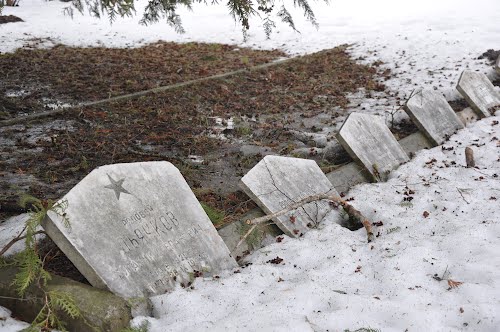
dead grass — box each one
[1,43,387,226]
[0,41,285,108]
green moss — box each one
[201,203,225,227]
[234,125,253,137]
[238,222,263,250]
[238,219,283,250]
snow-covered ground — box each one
[0,307,29,331]
[1,0,499,330]
[130,112,500,331]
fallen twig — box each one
[456,188,470,205]
[246,193,375,242]
[465,146,475,168]
[232,222,273,254]
[0,229,46,257]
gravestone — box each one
[456,70,500,118]
[404,89,464,145]
[337,113,409,181]
[240,156,340,238]
[42,161,237,299]
[496,55,500,75]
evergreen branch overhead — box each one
[62,0,324,37]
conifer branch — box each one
[0,230,46,257]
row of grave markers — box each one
[41,69,500,300]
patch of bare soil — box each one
[0,42,285,119]
[478,49,500,64]
[0,45,387,228]
[0,15,23,24]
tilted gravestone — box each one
[337,113,409,182]
[404,89,464,145]
[42,161,237,299]
[456,71,500,118]
[240,155,340,238]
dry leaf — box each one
[447,279,463,289]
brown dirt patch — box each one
[0,41,285,118]
[1,44,387,227]
[478,49,500,65]
[0,15,23,24]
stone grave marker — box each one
[337,113,409,181]
[42,161,237,299]
[456,70,500,118]
[404,89,464,145]
[240,155,341,238]
[496,55,500,75]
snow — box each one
[131,112,500,331]
[0,214,33,256]
[1,0,500,330]
[0,307,29,331]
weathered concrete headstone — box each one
[404,89,464,145]
[456,70,500,118]
[496,55,500,75]
[42,161,237,299]
[240,156,341,238]
[337,113,409,181]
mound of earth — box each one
[0,15,23,24]
[478,49,500,64]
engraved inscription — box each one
[114,204,215,293]
[476,84,495,105]
[119,207,182,252]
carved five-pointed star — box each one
[104,174,131,200]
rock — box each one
[218,209,282,259]
[0,266,132,332]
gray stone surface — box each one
[456,70,500,118]
[42,161,237,299]
[326,162,368,194]
[404,89,464,145]
[457,107,479,125]
[337,113,409,182]
[327,131,432,193]
[0,266,132,332]
[218,209,282,259]
[399,131,433,157]
[240,155,340,238]
[496,55,500,75]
